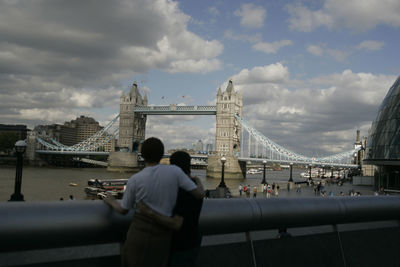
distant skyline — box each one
[0,0,399,156]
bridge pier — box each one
[107,151,141,172]
[206,155,245,179]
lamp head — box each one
[15,140,27,154]
[220,157,226,164]
[262,160,267,164]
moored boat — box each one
[85,178,128,199]
[247,168,262,174]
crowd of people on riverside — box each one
[312,180,365,197]
[103,137,205,267]
[238,183,281,198]
[237,178,382,198]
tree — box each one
[0,133,19,154]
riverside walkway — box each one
[228,180,375,198]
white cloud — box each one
[253,40,293,54]
[307,45,324,56]
[325,49,350,62]
[168,58,222,74]
[208,6,219,16]
[234,3,266,28]
[287,0,400,32]
[357,40,385,51]
[0,0,224,127]
[286,3,333,32]
[232,63,290,85]
[306,44,350,62]
[307,40,384,62]
[309,69,394,105]
[145,116,215,149]
[70,92,94,108]
[18,108,75,123]
[229,64,397,156]
[224,29,262,43]
[121,32,223,73]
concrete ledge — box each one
[3,224,399,267]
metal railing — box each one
[1,196,400,252]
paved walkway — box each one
[229,181,376,198]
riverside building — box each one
[364,76,400,192]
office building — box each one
[364,76,400,191]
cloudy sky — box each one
[0,0,399,156]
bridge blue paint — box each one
[238,157,359,168]
[133,105,216,115]
[35,150,110,156]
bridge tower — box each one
[118,81,147,152]
[108,82,147,171]
[207,79,245,179]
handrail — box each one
[1,197,400,252]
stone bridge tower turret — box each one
[215,78,242,157]
[118,81,147,152]
[108,82,147,171]
[207,79,245,179]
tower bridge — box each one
[30,80,361,177]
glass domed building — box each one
[364,76,400,191]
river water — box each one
[0,166,374,201]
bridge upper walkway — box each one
[133,105,216,115]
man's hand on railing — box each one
[102,192,128,215]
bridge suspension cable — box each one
[235,114,361,165]
[35,114,120,152]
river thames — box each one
[0,166,375,201]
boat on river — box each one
[85,178,128,199]
[247,168,263,174]
[88,179,128,190]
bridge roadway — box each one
[35,150,357,168]
[36,150,110,156]
[239,157,359,168]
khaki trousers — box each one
[122,212,173,267]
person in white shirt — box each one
[104,137,204,267]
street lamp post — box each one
[261,160,267,184]
[9,140,27,202]
[289,163,293,182]
[218,157,226,188]
[309,164,312,180]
